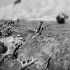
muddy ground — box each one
[0,20,70,70]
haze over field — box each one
[0,0,70,21]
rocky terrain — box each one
[0,20,70,70]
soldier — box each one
[17,18,20,23]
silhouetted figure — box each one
[56,13,69,24]
[12,44,22,59]
[17,18,20,23]
[36,21,43,33]
[14,0,21,4]
[6,28,13,36]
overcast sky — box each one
[0,0,69,21]
[0,0,15,7]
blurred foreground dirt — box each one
[0,20,70,70]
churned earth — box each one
[0,20,70,70]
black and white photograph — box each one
[0,0,70,70]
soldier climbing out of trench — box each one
[36,21,49,36]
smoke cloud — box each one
[0,0,70,21]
